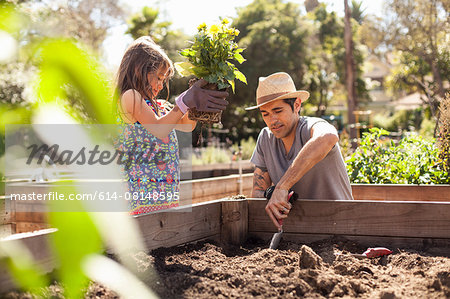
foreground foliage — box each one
[346,128,449,184]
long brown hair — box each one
[115,36,174,117]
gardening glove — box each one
[182,79,229,113]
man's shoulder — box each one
[256,127,275,144]
[300,116,326,125]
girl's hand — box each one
[182,79,229,112]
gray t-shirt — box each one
[251,116,353,200]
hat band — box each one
[257,92,289,105]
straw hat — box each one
[245,72,309,110]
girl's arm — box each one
[120,89,184,139]
[175,112,197,132]
[158,99,197,132]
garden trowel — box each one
[266,190,296,249]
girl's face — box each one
[147,64,170,98]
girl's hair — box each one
[115,36,174,116]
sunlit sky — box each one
[103,0,385,69]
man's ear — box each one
[294,97,302,113]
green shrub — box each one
[346,128,449,184]
[192,146,231,165]
[232,136,256,160]
[372,109,426,132]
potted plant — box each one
[175,19,247,124]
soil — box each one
[4,237,450,298]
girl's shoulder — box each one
[120,89,144,110]
[121,89,143,102]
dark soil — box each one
[4,237,450,298]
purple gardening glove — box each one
[182,79,229,112]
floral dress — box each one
[116,99,180,215]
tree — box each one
[350,0,365,24]
[126,6,170,42]
[304,0,320,12]
[344,0,358,147]
[357,15,384,55]
[125,6,191,102]
[20,0,125,54]
[383,0,449,130]
[305,3,369,120]
[221,0,310,141]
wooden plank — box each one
[248,199,450,239]
[249,232,450,257]
[0,224,12,238]
[221,199,248,245]
[181,174,253,205]
[135,201,222,251]
[14,222,50,234]
[14,212,47,223]
[0,197,10,225]
[352,184,450,201]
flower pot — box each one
[187,78,224,124]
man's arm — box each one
[277,121,338,191]
[251,166,272,198]
[266,121,338,229]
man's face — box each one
[259,98,301,139]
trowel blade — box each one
[269,230,283,249]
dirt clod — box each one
[298,245,323,269]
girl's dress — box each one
[116,99,180,215]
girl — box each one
[115,36,228,215]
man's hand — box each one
[182,79,229,112]
[265,188,292,230]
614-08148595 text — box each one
[9,191,180,202]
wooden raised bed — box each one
[1,198,450,292]
[1,176,449,236]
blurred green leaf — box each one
[33,39,114,124]
[48,183,103,298]
[0,240,50,293]
[83,254,158,299]
[0,3,24,34]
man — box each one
[246,72,353,229]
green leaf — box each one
[191,66,209,78]
[233,53,246,64]
[234,70,247,84]
[227,79,235,93]
[174,62,195,77]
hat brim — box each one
[245,90,310,110]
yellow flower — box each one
[234,29,240,36]
[197,23,206,31]
[222,18,230,25]
[209,24,219,34]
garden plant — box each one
[175,19,247,124]
[346,128,449,184]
